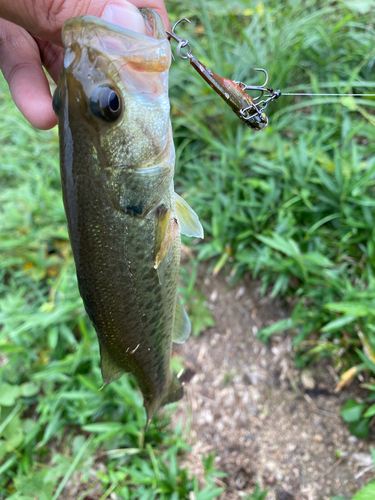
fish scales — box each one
[54,9,203,423]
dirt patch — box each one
[172,264,375,500]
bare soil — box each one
[172,264,375,500]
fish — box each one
[52,8,203,424]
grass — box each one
[0,62,222,500]
[169,0,375,438]
[1,0,375,498]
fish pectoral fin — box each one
[173,297,191,344]
[100,341,125,385]
[174,192,204,239]
[154,206,179,284]
[155,251,170,286]
[154,216,178,268]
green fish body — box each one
[53,9,203,422]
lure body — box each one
[189,56,268,130]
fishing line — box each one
[282,93,375,97]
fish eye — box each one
[90,85,122,122]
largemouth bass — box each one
[53,9,203,423]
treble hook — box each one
[165,18,193,60]
[234,68,281,113]
[234,69,271,101]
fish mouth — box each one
[138,7,168,40]
[61,11,171,72]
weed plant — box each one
[1,0,375,498]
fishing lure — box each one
[167,18,375,130]
[166,18,281,131]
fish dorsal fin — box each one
[100,341,124,385]
[174,193,204,239]
[173,297,191,344]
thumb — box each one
[0,0,170,46]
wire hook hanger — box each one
[166,18,193,59]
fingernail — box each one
[101,2,147,35]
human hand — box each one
[0,0,170,130]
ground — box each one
[172,263,375,500]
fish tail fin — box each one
[144,373,184,429]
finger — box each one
[0,19,57,129]
[35,39,63,84]
[0,0,170,46]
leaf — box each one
[361,383,375,391]
[5,424,24,451]
[352,481,375,500]
[340,399,366,422]
[82,422,124,433]
[106,448,142,458]
[195,487,225,500]
[322,315,356,333]
[14,470,55,497]
[356,349,375,375]
[304,213,341,238]
[51,437,93,500]
[212,252,229,276]
[21,382,40,398]
[363,403,375,418]
[357,105,375,128]
[256,234,299,258]
[257,318,298,343]
[335,365,365,392]
[358,331,375,364]
[342,0,375,15]
[40,410,62,446]
[0,440,8,461]
[0,383,21,406]
[340,95,357,111]
[349,418,370,439]
[324,302,370,317]
[302,252,334,267]
[0,404,22,441]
